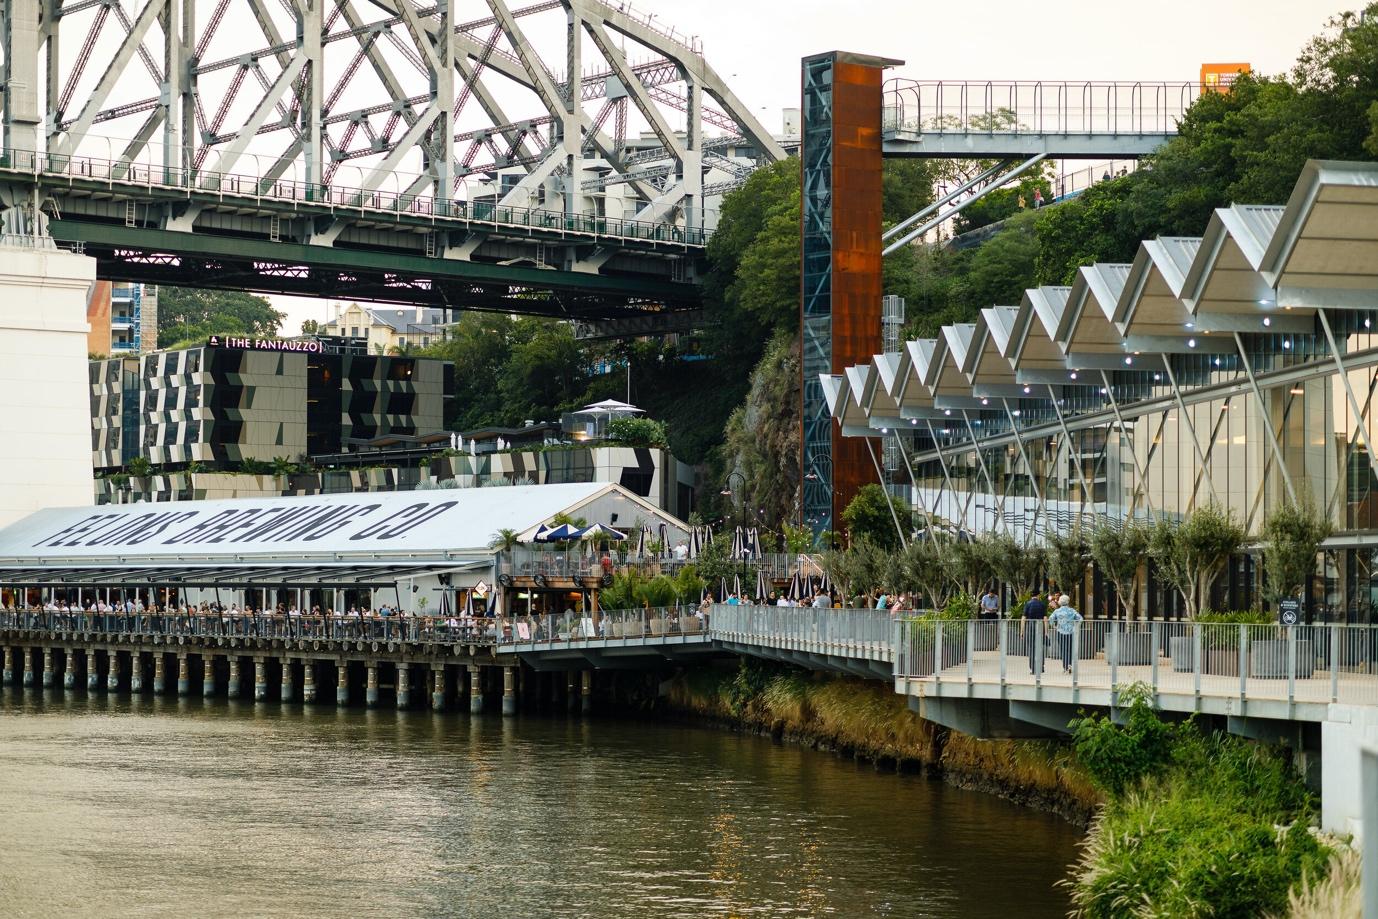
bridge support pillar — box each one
[501,666,516,716]
[253,658,267,701]
[128,652,142,693]
[302,661,317,703]
[226,658,240,698]
[0,243,98,530]
[86,650,100,691]
[176,654,190,696]
[153,654,165,694]
[105,651,120,692]
[41,647,53,687]
[365,664,379,708]
[22,647,34,686]
[280,658,294,703]
[396,664,411,710]
[468,666,483,714]
[336,662,349,706]
[566,672,578,712]
[581,670,592,715]
[2,646,12,683]
[432,666,447,712]
[202,656,216,697]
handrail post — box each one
[1330,624,1341,703]
[933,622,943,683]
[998,618,1007,684]
[1109,620,1119,692]
[1149,621,1158,696]
[1286,625,1297,707]
[1239,624,1248,701]
[966,620,974,684]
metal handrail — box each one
[0,610,496,645]
[0,145,710,248]
[883,80,1200,137]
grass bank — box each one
[656,659,1101,825]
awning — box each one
[0,561,484,588]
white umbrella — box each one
[580,399,644,414]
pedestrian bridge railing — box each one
[883,80,1198,137]
[0,610,496,647]
[897,618,1378,712]
[495,607,707,649]
[710,604,895,664]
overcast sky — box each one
[273,0,1353,333]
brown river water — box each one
[0,687,1080,918]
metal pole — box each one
[1002,399,1047,547]
[1232,331,1298,504]
[924,419,970,534]
[1318,308,1378,481]
[1160,354,1220,507]
[1362,742,1378,919]
[1046,384,1097,517]
[864,437,909,548]
[1099,370,1156,517]
[891,428,936,535]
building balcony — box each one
[110,315,135,330]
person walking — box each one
[1048,595,1083,673]
[1023,593,1048,675]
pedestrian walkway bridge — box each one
[883,80,1199,158]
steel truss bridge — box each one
[0,0,785,318]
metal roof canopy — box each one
[1263,160,1378,309]
[0,561,479,589]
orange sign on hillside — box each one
[1200,62,1251,92]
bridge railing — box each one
[883,80,1200,137]
[0,610,495,646]
[710,603,895,662]
[494,606,705,645]
[896,618,1378,707]
[0,145,709,247]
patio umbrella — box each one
[730,526,744,559]
[535,523,579,542]
[732,573,742,600]
[748,527,762,558]
[755,569,769,604]
[580,522,625,541]
[688,526,701,559]
[658,523,669,558]
[580,398,645,414]
[786,570,804,602]
[719,577,729,603]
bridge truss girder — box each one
[0,0,783,251]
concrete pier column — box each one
[41,647,53,687]
[153,654,165,694]
[202,656,216,697]
[22,647,34,686]
[280,658,294,703]
[468,665,483,714]
[254,658,268,701]
[86,650,100,690]
[176,654,190,696]
[2,646,12,683]
[396,664,411,710]
[226,658,240,698]
[501,666,516,716]
[61,652,74,689]
[336,662,349,705]
[566,672,578,712]
[581,669,592,715]
[365,664,379,708]
[105,651,120,691]
[302,661,317,703]
[432,666,447,712]
[129,652,142,692]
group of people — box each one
[1019,590,1085,674]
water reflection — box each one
[0,687,1079,918]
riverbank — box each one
[615,659,1101,826]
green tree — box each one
[301,319,320,335]
[841,483,910,551]
[978,531,1045,598]
[1045,525,1090,607]
[720,330,801,530]
[881,158,936,226]
[1149,504,1248,620]
[1260,496,1333,604]
[497,318,587,423]
[1089,517,1149,619]
[606,416,668,448]
[157,288,284,344]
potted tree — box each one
[1253,497,1331,678]
[1090,517,1152,664]
[1149,504,1247,673]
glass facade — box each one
[800,55,835,537]
[886,316,1378,623]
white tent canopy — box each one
[0,482,688,568]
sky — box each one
[271,0,1354,334]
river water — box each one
[0,688,1080,918]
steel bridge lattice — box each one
[0,0,784,318]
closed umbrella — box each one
[731,526,744,560]
[658,523,669,558]
[732,573,742,600]
[755,569,769,604]
[748,527,762,558]
[786,570,804,602]
[688,526,701,559]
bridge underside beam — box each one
[51,220,700,319]
[882,134,1172,159]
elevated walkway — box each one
[882,80,1196,159]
